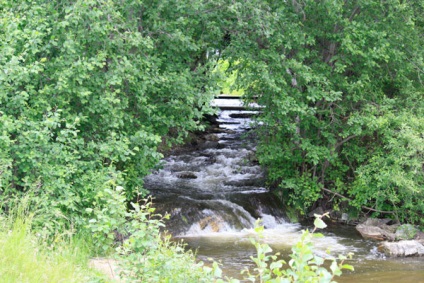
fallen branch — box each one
[321,187,395,214]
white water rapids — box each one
[144,103,424,282]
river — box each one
[144,106,424,282]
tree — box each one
[0,0,223,231]
[218,0,424,222]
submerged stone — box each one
[176,171,198,179]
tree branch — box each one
[335,135,357,150]
[321,187,395,214]
[349,5,361,22]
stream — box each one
[144,105,424,282]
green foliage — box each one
[281,176,323,214]
[2,193,354,283]
[1,0,422,279]
[217,0,424,221]
[395,224,418,241]
[117,199,225,283]
[351,98,424,223]
[85,185,128,254]
[0,0,221,234]
[215,60,245,95]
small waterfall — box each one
[144,106,287,236]
[183,198,256,235]
[144,106,352,254]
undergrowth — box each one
[0,203,110,283]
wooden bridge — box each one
[211,95,262,111]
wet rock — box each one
[198,216,222,232]
[356,218,398,241]
[356,226,395,241]
[176,171,197,179]
[307,207,325,218]
[329,210,342,220]
[198,141,219,150]
[415,231,424,241]
[395,224,419,240]
[203,114,219,125]
[378,240,424,257]
[246,151,259,164]
[204,134,220,141]
[224,178,264,187]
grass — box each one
[0,214,112,283]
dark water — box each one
[145,105,424,282]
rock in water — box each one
[356,218,397,241]
[176,171,198,179]
[204,134,220,141]
[378,240,424,257]
[395,224,418,240]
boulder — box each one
[395,224,418,240]
[198,216,222,232]
[307,207,325,218]
[356,218,398,241]
[204,134,220,141]
[415,231,424,241]
[378,240,424,257]
[203,114,219,125]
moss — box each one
[285,206,299,223]
[395,224,418,240]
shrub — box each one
[117,200,224,282]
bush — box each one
[0,0,218,237]
[117,200,224,283]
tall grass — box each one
[0,207,110,283]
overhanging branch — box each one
[321,187,395,214]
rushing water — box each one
[145,106,424,282]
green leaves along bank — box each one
[0,0,222,232]
[217,0,424,224]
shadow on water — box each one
[145,107,424,282]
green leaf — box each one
[314,218,327,229]
[341,264,354,271]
